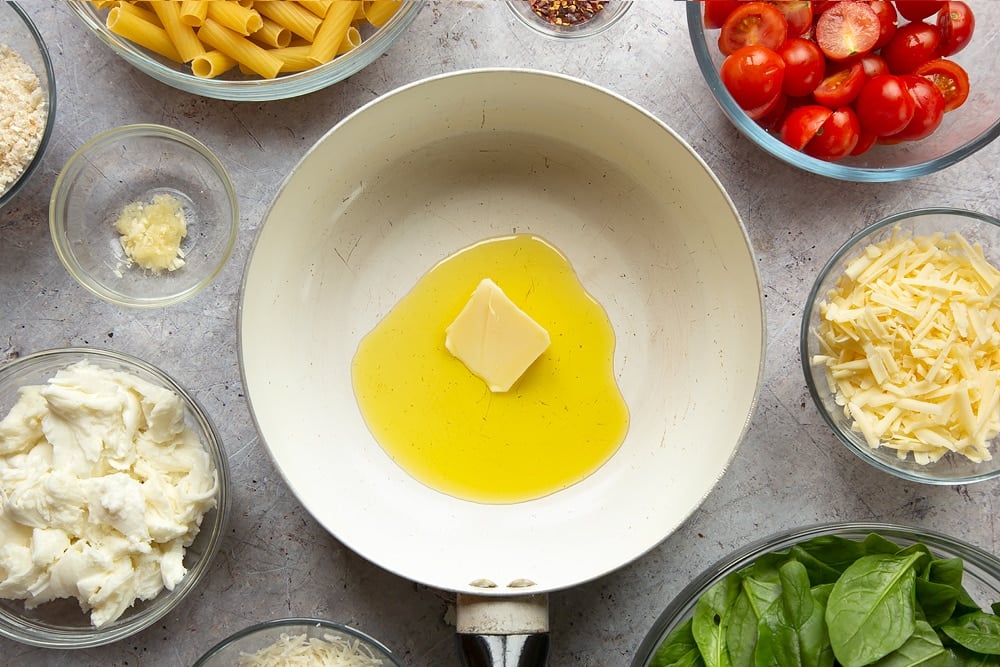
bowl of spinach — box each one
[632,522,1000,667]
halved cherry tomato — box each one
[895,1,945,22]
[770,0,812,37]
[914,57,970,111]
[815,1,880,61]
[856,53,889,79]
[869,1,898,50]
[778,37,826,97]
[937,1,974,57]
[718,2,788,56]
[882,22,943,74]
[704,0,744,30]
[753,93,789,131]
[804,107,861,160]
[850,130,878,156]
[855,74,915,135]
[887,75,946,141]
[721,44,786,110]
[813,60,865,107]
[780,105,833,150]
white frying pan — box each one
[238,69,764,665]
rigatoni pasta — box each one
[85,0,405,80]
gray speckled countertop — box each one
[2,2,999,666]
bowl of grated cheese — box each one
[802,207,1000,485]
[193,618,404,667]
[0,2,55,208]
[49,124,238,308]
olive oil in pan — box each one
[352,234,628,504]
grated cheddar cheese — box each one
[237,631,384,666]
[812,227,1000,465]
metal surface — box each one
[1,2,999,666]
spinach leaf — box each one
[693,573,741,667]
[867,620,948,667]
[916,576,960,628]
[795,536,872,577]
[826,552,922,667]
[726,575,783,667]
[941,612,1000,655]
[652,618,707,667]
[864,534,909,556]
[756,561,832,667]
[948,644,1000,667]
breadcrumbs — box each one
[0,44,46,194]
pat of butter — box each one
[445,278,551,392]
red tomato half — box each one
[850,130,878,156]
[856,53,889,79]
[914,57,970,111]
[888,75,946,141]
[815,1,880,61]
[778,37,826,97]
[855,74,915,136]
[770,1,813,37]
[895,1,945,22]
[804,107,861,160]
[813,60,865,107]
[721,44,787,110]
[704,0,744,29]
[719,2,788,55]
[937,1,975,57]
[883,22,943,74]
[780,105,833,150]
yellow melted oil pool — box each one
[351,234,629,504]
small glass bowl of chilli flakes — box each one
[506,0,632,39]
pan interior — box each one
[239,70,763,594]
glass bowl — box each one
[0,1,56,207]
[193,618,404,666]
[632,521,1000,667]
[49,124,238,308]
[0,347,231,649]
[66,1,425,102]
[686,1,1000,182]
[506,0,631,39]
[802,208,1000,485]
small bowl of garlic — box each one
[49,124,238,308]
[801,207,1000,485]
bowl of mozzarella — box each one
[0,347,229,648]
[802,208,1000,484]
[193,618,404,666]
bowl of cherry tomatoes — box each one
[688,1,1000,181]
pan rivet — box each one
[469,578,497,588]
[507,579,537,588]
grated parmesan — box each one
[237,631,385,666]
[812,227,1000,465]
[0,43,46,194]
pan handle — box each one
[456,593,550,667]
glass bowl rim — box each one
[684,2,1000,183]
[48,123,239,309]
[504,0,633,40]
[630,520,1000,667]
[0,346,232,649]
[66,0,427,102]
[0,1,58,208]
[192,617,405,667]
[800,207,1000,485]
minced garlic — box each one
[812,227,1000,465]
[115,192,188,272]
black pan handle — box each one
[456,593,550,667]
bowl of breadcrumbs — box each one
[0,2,54,208]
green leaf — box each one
[948,644,1000,667]
[726,573,784,667]
[756,561,832,667]
[826,552,922,667]
[652,618,707,667]
[941,612,1000,655]
[694,574,741,667]
[869,620,949,667]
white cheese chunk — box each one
[445,278,551,392]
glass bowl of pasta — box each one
[0,2,56,208]
[193,618,404,666]
[801,207,1000,485]
[66,0,425,101]
[49,124,239,308]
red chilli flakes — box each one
[527,0,608,26]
